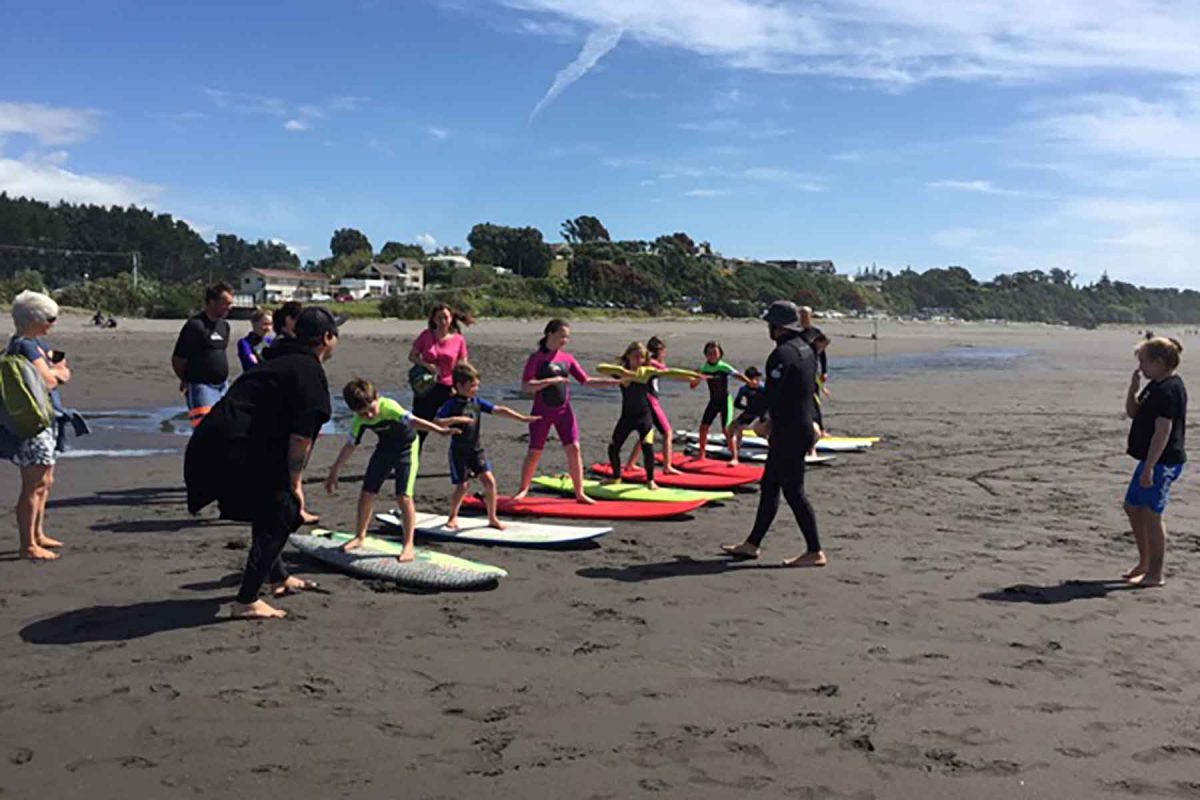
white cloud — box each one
[530,26,623,119]
[678,118,791,139]
[416,233,438,250]
[284,119,310,132]
[427,126,451,140]
[684,188,728,197]
[204,88,288,116]
[0,102,100,145]
[510,1,1200,89]
[0,152,161,206]
[270,238,310,257]
[928,179,1027,196]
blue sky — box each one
[2,0,1198,287]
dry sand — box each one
[0,314,1197,799]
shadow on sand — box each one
[979,579,1144,605]
[20,597,232,644]
[49,486,187,511]
[578,555,789,583]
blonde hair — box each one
[1136,337,1184,371]
[11,290,59,331]
[620,341,648,369]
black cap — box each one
[762,300,805,332]
[294,306,340,343]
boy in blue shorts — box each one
[1123,337,1187,587]
[324,378,456,562]
[436,362,538,530]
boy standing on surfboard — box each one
[436,362,539,531]
[324,378,456,562]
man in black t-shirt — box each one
[172,282,234,429]
[722,300,826,568]
[1122,337,1187,588]
[185,307,340,620]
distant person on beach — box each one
[236,308,274,371]
[171,282,233,429]
[324,378,456,563]
[513,319,620,504]
[409,304,472,450]
[436,362,538,530]
[272,301,303,341]
[1122,337,1187,588]
[623,335,685,476]
[722,301,826,568]
[6,291,71,560]
[692,340,748,465]
[185,307,339,620]
[728,365,764,456]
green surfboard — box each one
[531,475,733,503]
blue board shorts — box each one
[1125,462,1184,514]
[185,382,226,428]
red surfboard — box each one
[590,462,756,489]
[654,453,764,482]
[463,495,706,520]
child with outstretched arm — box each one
[693,340,750,465]
[436,362,539,530]
[324,378,456,562]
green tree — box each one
[330,228,372,258]
[379,241,425,261]
[467,223,551,277]
[561,215,611,244]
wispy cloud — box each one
[932,227,981,249]
[530,26,623,119]
[0,150,161,206]
[684,188,729,198]
[204,88,287,116]
[427,126,451,141]
[928,179,1028,197]
[678,118,792,139]
[369,138,394,157]
[284,119,310,132]
[830,150,864,162]
[204,89,369,131]
[416,233,438,250]
[0,102,100,146]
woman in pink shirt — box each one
[513,319,619,504]
[409,304,471,448]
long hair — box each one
[1137,337,1184,371]
[647,335,665,359]
[538,318,569,352]
[427,303,475,334]
[620,341,648,369]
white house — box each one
[352,258,425,296]
[425,254,471,270]
[240,268,331,303]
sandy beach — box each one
[1,314,1197,799]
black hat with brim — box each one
[294,306,340,342]
[762,300,806,332]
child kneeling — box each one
[436,363,538,530]
[325,378,455,561]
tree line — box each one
[1,195,1196,324]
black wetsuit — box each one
[800,326,827,429]
[747,331,821,553]
[608,379,656,482]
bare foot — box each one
[340,537,365,552]
[1122,564,1148,581]
[444,518,460,530]
[782,551,828,568]
[663,466,684,475]
[599,478,618,486]
[268,576,318,597]
[300,510,320,525]
[397,549,416,563]
[574,494,598,505]
[1131,573,1165,588]
[646,481,659,490]
[512,488,530,501]
[488,518,507,530]
[21,544,60,561]
[231,599,286,619]
[721,542,759,559]
[36,534,64,548]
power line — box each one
[0,243,140,286]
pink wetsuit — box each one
[522,349,588,450]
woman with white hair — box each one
[8,290,71,560]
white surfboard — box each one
[377,512,611,547]
[680,430,875,453]
[687,444,837,465]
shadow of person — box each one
[20,597,231,644]
[91,517,232,534]
[49,486,187,511]
[979,579,1141,605]
[577,555,778,583]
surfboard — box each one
[290,529,506,590]
[376,512,610,547]
[589,462,756,489]
[532,475,733,503]
[597,363,704,382]
[680,430,877,452]
[653,452,764,482]
[687,444,837,465]
[462,495,705,520]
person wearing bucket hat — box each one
[721,300,826,567]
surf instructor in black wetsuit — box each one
[722,300,827,568]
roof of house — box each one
[246,268,329,281]
[365,258,423,277]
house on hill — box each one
[240,268,331,303]
[767,259,836,274]
[336,257,424,299]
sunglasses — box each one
[46,316,58,323]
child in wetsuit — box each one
[604,342,663,489]
[728,366,764,461]
[693,340,748,465]
[236,308,274,372]
[623,335,686,475]
[324,378,456,562]
[436,362,539,530]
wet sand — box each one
[1,315,1197,799]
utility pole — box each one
[132,251,140,288]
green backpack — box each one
[0,350,53,439]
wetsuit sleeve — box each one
[236,338,255,370]
[819,350,828,376]
[478,398,496,414]
[718,360,737,375]
[350,415,366,445]
[568,354,590,384]
[435,399,455,419]
[734,385,747,410]
[172,319,200,360]
[521,353,539,384]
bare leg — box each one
[33,466,62,548]
[481,472,506,529]
[724,420,739,466]
[396,495,416,562]
[565,442,596,504]
[697,424,710,461]
[1123,504,1149,580]
[662,428,682,474]
[1140,511,1167,587]
[446,483,469,528]
[513,448,542,500]
[341,491,376,551]
[18,466,57,560]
